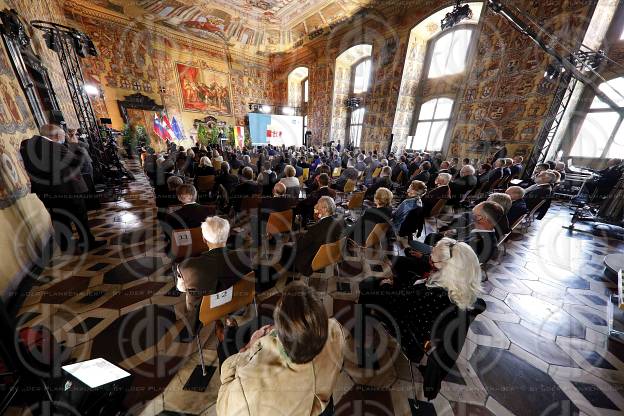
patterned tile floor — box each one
[13,161,624,416]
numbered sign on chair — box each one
[210,287,233,308]
[174,230,192,246]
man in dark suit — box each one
[505,186,529,226]
[232,167,261,210]
[297,174,336,225]
[410,161,431,184]
[509,156,524,178]
[281,196,344,276]
[177,216,251,329]
[20,124,105,252]
[449,165,477,201]
[422,172,451,215]
[215,161,240,196]
[524,171,555,211]
[163,184,215,230]
[365,166,394,200]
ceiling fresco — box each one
[82,0,369,52]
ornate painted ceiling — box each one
[84,0,369,52]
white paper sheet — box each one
[62,358,131,388]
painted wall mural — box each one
[176,63,232,115]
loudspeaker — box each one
[50,110,65,125]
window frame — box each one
[301,77,309,105]
[407,97,455,151]
[350,57,373,95]
[425,24,475,79]
[347,107,365,148]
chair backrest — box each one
[240,197,262,212]
[528,199,546,217]
[366,222,390,248]
[396,171,404,184]
[510,213,527,231]
[266,209,293,235]
[302,168,310,181]
[311,238,345,272]
[198,272,255,327]
[428,198,447,218]
[372,167,382,178]
[171,227,208,261]
[332,167,342,178]
[285,186,301,198]
[347,191,365,210]
[398,205,425,238]
[343,179,356,194]
[196,175,216,192]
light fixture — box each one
[543,64,560,80]
[281,107,295,116]
[441,1,473,31]
[84,84,100,96]
[261,105,272,114]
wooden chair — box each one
[424,199,447,234]
[311,238,345,279]
[332,167,342,178]
[365,223,391,249]
[372,167,382,178]
[343,179,356,194]
[196,272,257,375]
[196,175,216,192]
[523,200,546,231]
[170,227,209,262]
[302,168,310,181]
[346,191,365,211]
[266,209,293,236]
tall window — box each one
[349,108,365,147]
[570,77,624,158]
[303,115,308,136]
[302,78,309,104]
[352,58,372,93]
[428,29,473,78]
[408,98,453,151]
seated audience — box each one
[476,163,492,186]
[486,193,512,238]
[232,167,261,210]
[281,196,344,276]
[422,172,451,214]
[509,156,524,178]
[449,164,477,200]
[334,159,359,191]
[524,170,555,211]
[176,217,251,328]
[279,165,301,197]
[195,156,215,177]
[215,161,239,195]
[156,175,183,208]
[359,238,481,356]
[411,161,431,183]
[365,166,393,200]
[257,162,278,196]
[297,173,336,225]
[505,186,528,226]
[392,180,427,233]
[163,184,215,230]
[345,187,393,245]
[216,282,345,416]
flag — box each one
[161,114,176,142]
[153,114,166,141]
[233,126,244,148]
[171,116,186,141]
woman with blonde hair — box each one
[195,156,215,176]
[345,187,394,245]
[359,237,482,353]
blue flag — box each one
[171,116,185,141]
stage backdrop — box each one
[176,63,232,115]
[248,113,303,147]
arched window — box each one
[352,58,372,93]
[302,78,309,103]
[408,98,454,151]
[349,108,365,147]
[428,29,473,78]
[570,77,624,158]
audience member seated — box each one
[422,172,451,215]
[358,238,481,357]
[241,154,258,175]
[257,162,278,196]
[505,186,528,226]
[410,161,431,184]
[215,161,239,196]
[509,156,524,178]
[156,175,183,208]
[195,156,215,177]
[281,196,345,276]
[176,217,252,329]
[476,163,492,186]
[392,180,427,233]
[163,184,215,230]
[486,193,512,238]
[279,165,300,197]
[365,166,393,200]
[449,165,477,202]
[216,282,345,416]
[334,159,359,191]
[585,158,623,198]
[555,161,566,181]
[232,167,261,210]
[524,170,555,211]
[307,164,331,192]
[391,155,409,185]
[522,162,550,187]
[297,173,336,225]
[345,187,393,246]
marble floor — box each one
[10,161,624,416]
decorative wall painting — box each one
[176,63,232,115]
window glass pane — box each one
[428,121,448,151]
[351,108,365,124]
[607,122,624,158]
[434,98,453,119]
[570,112,620,157]
[303,80,309,103]
[413,122,432,150]
[353,59,371,93]
[592,77,624,109]
[418,99,437,120]
[445,30,472,75]
[428,32,452,78]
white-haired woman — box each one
[359,237,482,353]
[195,156,215,176]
